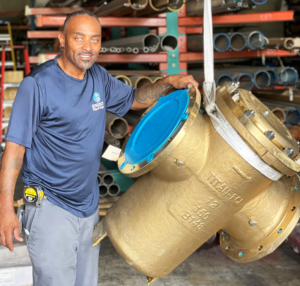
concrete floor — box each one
[98,238,300,286]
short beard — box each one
[65,39,96,71]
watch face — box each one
[24,187,37,203]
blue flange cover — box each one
[123,89,190,166]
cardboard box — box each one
[4,87,18,100]
[4,71,24,83]
[4,107,12,118]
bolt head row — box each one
[265,131,275,141]
[245,109,255,120]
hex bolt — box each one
[265,131,275,141]
[285,148,294,158]
[171,63,176,68]
[232,92,240,102]
[171,54,176,58]
[177,160,184,167]
[227,81,239,94]
[249,219,257,226]
[245,110,255,120]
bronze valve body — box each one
[93,85,300,284]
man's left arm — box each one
[131,74,199,110]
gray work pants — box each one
[24,199,100,286]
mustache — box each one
[77,51,95,56]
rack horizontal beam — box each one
[180,49,298,62]
[27,30,108,38]
[36,16,166,27]
[25,7,94,15]
[27,31,60,38]
[179,11,294,26]
[29,53,168,64]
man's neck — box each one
[57,54,86,80]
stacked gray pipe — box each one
[101,34,160,53]
[188,68,272,90]
[186,0,268,16]
[101,34,178,53]
[259,67,299,85]
[187,31,265,53]
[98,171,121,197]
[187,34,230,52]
[286,109,300,126]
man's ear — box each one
[58,32,65,49]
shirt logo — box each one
[93,92,101,103]
[92,92,104,111]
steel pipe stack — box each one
[150,76,163,83]
[101,34,160,53]
[219,67,272,89]
[93,85,300,285]
[94,0,148,17]
[188,69,233,88]
[99,185,109,198]
[214,33,231,52]
[98,170,121,197]
[232,73,254,91]
[259,67,299,85]
[265,38,296,51]
[232,69,269,89]
[189,69,254,90]
[135,0,185,16]
[272,108,286,124]
[114,75,132,86]
[230,32,247,51]
[286,109,300,126]
[187,34,230,52]
[187,32,264,52]
[244,31,266,50]
[129,75,153,88]
[108,184,121,197]
[158,35,178,52]
[276,67,299,84]
[106,112,129,139]
[186,0,267,16]
[189,67,277,90]
[264,68,278,84]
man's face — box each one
[61,15,101,71]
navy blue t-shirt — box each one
[6,56,135,217]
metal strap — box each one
[202,0,282,181]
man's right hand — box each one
[0,208,23,252]
[0,141,26,252]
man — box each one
[0,10,198,286]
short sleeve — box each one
[102,68,135,117]
[5,77,43,148]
